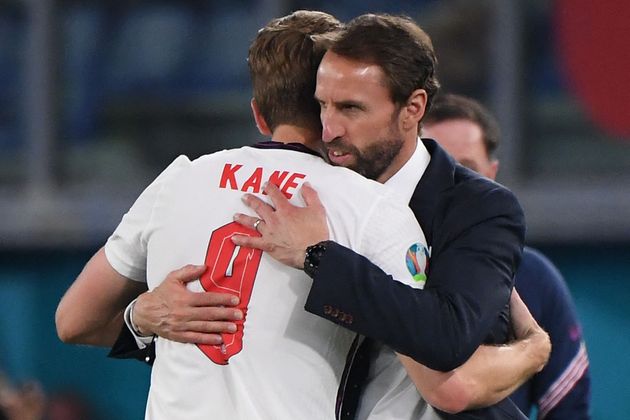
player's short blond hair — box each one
[248,11,342,132]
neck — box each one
[271,124,322,153]
[376,135,418,183]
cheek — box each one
[356,113,391,137]
[346,122,379,150]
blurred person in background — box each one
[56,10,551,420]
[0,370,97,420]
[422,93,591,420]
[0,371,45,420]
[46,390,98,420]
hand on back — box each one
[133,264,242,345]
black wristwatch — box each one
[304,241,331,278]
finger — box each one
[509,288,539,338]
[233,213,263,232]
[263,182,291,210]
[231,234,272,251]
[171,332,224,346]
[183,319,239,334]
[168,264,207,284]
[191,306,243,322]
[189,291,240,307]
[242,193,276,220]
[300,182,325,212]
[510,289,533,318]
[511,288,521,302]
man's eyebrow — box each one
[313,95,366,110]
[337,100,366,110]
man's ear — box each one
[251,98,272,136]
[488,159,500,180]
[401,89,428,131]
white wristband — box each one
[124,298,155,349]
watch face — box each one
[304,242,327,277]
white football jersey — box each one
[105,143,428,420]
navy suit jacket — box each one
[305,139,527,419]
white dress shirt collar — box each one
[384,138,430,203]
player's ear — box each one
[401,89,427,132]
[488,159,499,180]
[251,98,272,136]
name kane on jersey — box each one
[219,163,306,199]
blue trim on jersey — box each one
[511,247,591,419]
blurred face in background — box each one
[423,119,499,180]
[315,51,418,183]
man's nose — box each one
[321,112,343,143]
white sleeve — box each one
[104,155,191,282]
[358,195,429,289]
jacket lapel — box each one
[408,139,457,246]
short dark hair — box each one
[330,13,440,113]
[248,11,342,132]
[424,93,500,158]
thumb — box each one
[171,264,207,284]
[510,288,538,336]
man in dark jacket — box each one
[230,13,537,419]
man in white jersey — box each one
[56,12,429,419]
[104,134,428,419]
[56,11,549,420]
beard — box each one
[325,132,404,181]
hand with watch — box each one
[304,241,332,278]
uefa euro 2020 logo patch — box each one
[406,243,429,287]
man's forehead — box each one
[318,52,383,80]
[424,120,489,159]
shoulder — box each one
[160,154,193,176]
[189,147,250,166]
[446,166,524,223]
[458,167,519,205]
[139,154,193,196]
[318,168,412,225]
[311,163,394,202]
[420,138,520,209]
